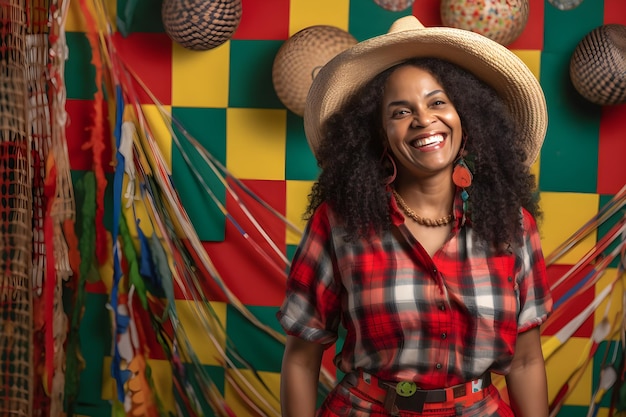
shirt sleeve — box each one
[276,203,342,347]
[515,209,553,333]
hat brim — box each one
[304,22,547,166]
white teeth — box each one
[413,134,444,148]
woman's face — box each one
[381,65,463,180]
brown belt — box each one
[343,370,492,414]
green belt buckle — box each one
[396,381,417,397]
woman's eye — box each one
[392,109,410,117]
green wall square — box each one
[556,405,593,417]
[286,244,298,264]
[172,107,227,241]
[66,32,96,100]
[591,340,622,408]
[228,40,284,109]
[285,112,319,181]
[117,0,165,35]
[76,292,112,407]
[72,405,113,417]
[543,0,604,54]
[538,51,600,193]
[543,0,604,203]
[226,304,284,373]
[177,364,225,417]
[349,2,410,41]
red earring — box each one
[452,134,472,201]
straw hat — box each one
[570,24,626,106]
[304,15,547,166]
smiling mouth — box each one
[411,134,445,148]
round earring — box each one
[452,133,473,201]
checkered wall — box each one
[64,0,626,416]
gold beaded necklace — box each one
[392,189,454,227]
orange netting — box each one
[0,0,33,415]
[1,0,75,415]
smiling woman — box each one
[277,15,553,417]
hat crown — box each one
[388,15,425,34]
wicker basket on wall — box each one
[162,0,242,51]
[272,25,357,116]
[570,24,626,106]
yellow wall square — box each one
[286,180,313,245]
[175,300,228,366]
[530,157,540,187]
[289,0,350,34]
[172,42,230,108]
[543,336,592,406]
[596,407,611,417]
[512,50,541,81]
[594,267,624,341]
[66,0,117,32]
[138,104,172,170]
[224,369,280,417]
[226,108,286,180]
[539,192,599,265]
[511,50,541,183]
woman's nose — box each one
[411,112,434,128]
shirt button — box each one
[439,304,445,311]
[441,333,447,339]
[436,363,442,370]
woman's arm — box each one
[505,327,549,417]
[280,335,325,417]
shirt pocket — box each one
[340,256,407,354]
[465,255,519,339]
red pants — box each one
[316,381,514,417]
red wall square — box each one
[413,0,443,27]
[541,264,595,338]
[112,33,172,105]
[203,179,288,306]
[604,0,626,24]
[232,0,290,40]
[508,0,544,50]
[597,104,626,195]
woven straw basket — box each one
[162,0,242,51]
[373,0,414,12]
[570,24,626,106]
[272,26,357,116]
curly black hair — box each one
[306,57,541,250]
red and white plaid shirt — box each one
[278,191,552,388]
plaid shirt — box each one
[278,191,552,388]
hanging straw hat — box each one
[570,24,626,106]
[304,15,547,166]
[273,25,357,116]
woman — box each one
[277,15,553,417]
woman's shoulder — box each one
[520,207,539,230]
[306,201,341,232]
